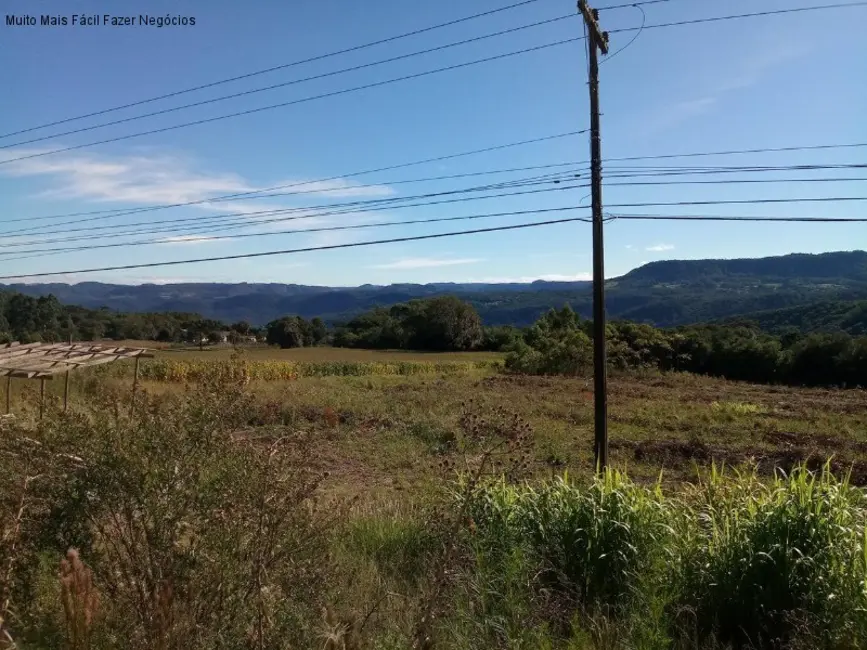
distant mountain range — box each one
[6,251,867,331]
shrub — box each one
[0,379,338,649]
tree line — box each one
[0,292,250,345]
[3,289,865,387]
[506,306,867,388]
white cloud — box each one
[624,244,634,250]
[0,149,393,209]
[156,235,228,245]
[467,273,592,283]
[645,244,674,252]
[371,257,484,270]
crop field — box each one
[113,340,505,362]
[3,356,867,649]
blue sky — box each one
[1,0,865,286]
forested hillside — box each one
[717,300,867,336]
[6,251,866,327]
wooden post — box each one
[39,377,45,420]
[578,0,610,473]
[64,370,70,412]
[130,355,140,414]
[4,376,10,415]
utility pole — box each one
[578,0,609,472]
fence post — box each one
[39,377,45,420]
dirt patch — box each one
[478,375,565,389]
[612,437,867,486]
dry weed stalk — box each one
[411,402,533,649]
[59,549,100,650]
[0,465,37,649]
[321,606,363,650]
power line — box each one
[610,213,867,222]
[605,163,867,172]
[607,176,867,187]
[607,142,867,164]
[0,0,550,140]
[2,15,576,150]
[10,2,861,165]
[0,36,584,166]
[606,196,867,208]
[609,1,867,34]
[7,162,865,240]
[0,217,591,281]
[10,140,860,231]
[1,130,589,228]
[601,4,646,64]
[0,206,590,258]
[1,180,586,245]
[13,175,867,247]
[1,173,584,242]
[600,0,673,10]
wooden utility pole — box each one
[578,0,609,472]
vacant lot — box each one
[4,360,867,649]
[14,359,866,493]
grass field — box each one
[3,352,867,648]
[12,356,867,493]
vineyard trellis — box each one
[0,342,153,417]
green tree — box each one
[266,317,306,349]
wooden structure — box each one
[0,342,153,417]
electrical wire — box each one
[0,36,585,166]
[0,206,591,258]
[608,142,867,163]
[1,15,576,150]
[601,4,646,64]
[0,217,592,281]
[607,176,867,187]
[606,196,867,209]
[0,0,550,140]
[10,2,861,164]
[0,179,587,245]
[3,169,585,238]
[609,1,867,34]
[600,0,672,10]
[7,204,867,280]
[10,139,861,231]
[609,213,867,222]
[8,161,866,239]
[0,130,589,228]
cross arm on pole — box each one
[578,1,609,54]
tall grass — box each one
[463,467,867,649]
[674,464,867,649]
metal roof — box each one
[0,342,154,379]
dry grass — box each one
[153,345,504,363]
[3,364,867,649]
[10,364,867,497]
